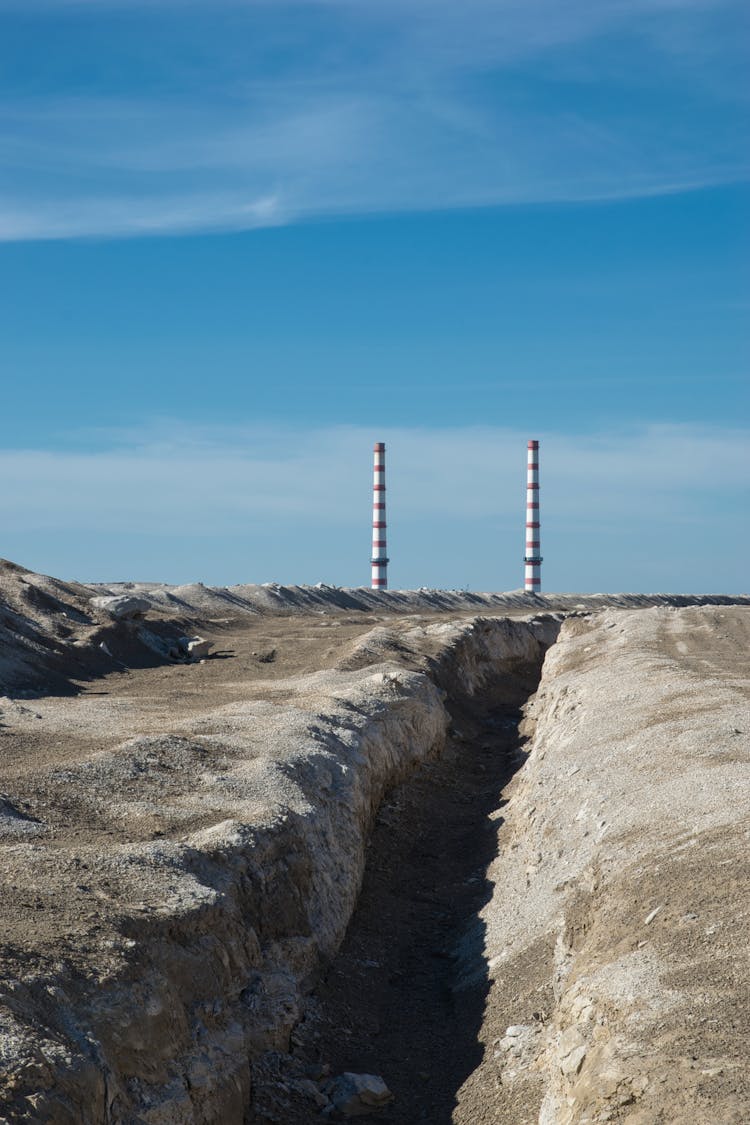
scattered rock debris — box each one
[322,1072,394,1117]
[167,634,213,661]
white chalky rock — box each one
[91,595,150,620]
[325,1072,393,1116]
[186,637,213,660]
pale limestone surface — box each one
[458,606,750,1125]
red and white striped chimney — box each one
[524,439,542,593]
[371,441,389,589]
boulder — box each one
[323,1073,393,1117]
[186,637,213,660]
[91,595,150,620]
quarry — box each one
[0,558,748,1124]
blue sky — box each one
[0,0,747,591]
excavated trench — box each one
[0,616,561,1124]
[4,600,748,1123]
[246,638,554,1124]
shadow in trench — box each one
[250,681,538,1125]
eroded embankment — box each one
[3,555,748,698]
[0,615,558,1123]
[453,605,750,1125]
[246,616,560,1124]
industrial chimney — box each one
[371,442,388,589]
[524,439,542,593]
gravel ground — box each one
[0,558,747,1124]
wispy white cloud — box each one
[0,192,283,241]
[3,421,747,588]
[2,421,747,532]
[0,0,746,239]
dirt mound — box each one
[94,576,750,620]
[0,558,101,693]
[0,561,223,695]
[2,557,747,696]
[455,605,750,1124]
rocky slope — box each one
[2,556,747,695]
[455,605,750,1124]
[91,578,747,619]
[0,588,557,1122]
